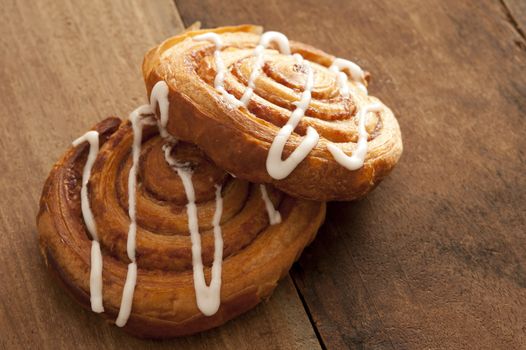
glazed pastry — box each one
[37,112,325,338]
[142,25,403,201]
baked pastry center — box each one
[141,139,226,204]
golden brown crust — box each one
[37,117,325,338]
[142,25,403,201]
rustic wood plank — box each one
[0,1,320,348]
[175,0,526,348]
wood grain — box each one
[176,0,526,349]
[0,1,319,349]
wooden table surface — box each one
[1,0,525,349]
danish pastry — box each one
[37,113,325,338]
[142,25,403,201]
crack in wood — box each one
[499,0,526,50]
[290,265,327,350]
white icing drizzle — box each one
[164,143,224,316]
[329,58,367,95]
[114,80,173,327]
[326,59,386,171]
[89,241,104,312]
[191,30,382,179]
[194,33,243,108]
[266,54,319,179]
[259,184,281,225]
[125,109,145,263]
[150,81,171,138]
[72,131,100,242]
[72,131,104,313]
[240,31,291,105]
[327,102,383,170]
[115,107,146,327]
[113,77,226,326]
[115,262,137,327]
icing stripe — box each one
[164,143,224,316]
[259,184,282,225]
[72,131,100,241]
[115,262,137,327]
[115,105,146,327]
[266,55,319,179]
[240,31,291,105]
[126,108,147,262]
[115,81,172,327]
[150,81,170,138]
[329,58,367,95]
[72,131,104,313]
[89,241,104,313]
[327,102,383,170]
[194,33,243,108]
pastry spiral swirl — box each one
[37,117,325,338]
[142,25,403,201]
